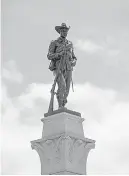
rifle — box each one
[48,44,67,113]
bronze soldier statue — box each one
[47,23,77,112]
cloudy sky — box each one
[1,0,129,174]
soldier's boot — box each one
[62,98,67,107]
[63,90,69,107]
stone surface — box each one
[42,109,84,138]
[31,109,95,175]
[31,134,95,175]
[44,107,81,117]
[52,171,79,175]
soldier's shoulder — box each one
[66,40,74,49]
[48,40,57,48]
[49,39,57,44]
[67,40,73,45]
[50,39,60,45]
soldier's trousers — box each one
[54,70,72,107]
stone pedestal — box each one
[31,108,95,175]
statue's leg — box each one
[63,70,72,106]
[56,71,66,108]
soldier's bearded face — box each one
[60,28,68,38]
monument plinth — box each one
[31,108,95,175]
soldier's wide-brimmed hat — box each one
[55,23,70,34]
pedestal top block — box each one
[42,108,84,138]
[44,107,81,117]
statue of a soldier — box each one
[47,23,77,111]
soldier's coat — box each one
[47,37,77,71]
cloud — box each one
[75,38,120,59]
[2,60,23,84]
[75,39,104,53]
[107,49,120,57]
[1,82,129,174]
[86,101,129,174]
[1,84,42,174]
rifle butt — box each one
[48,93,54,113]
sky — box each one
[1,0,129,174]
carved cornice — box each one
[31,134,95,165]
[31,132,95,144]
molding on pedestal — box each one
[49,170,83,175]
[31,132,95,144]
[44,107,81,117]
[31,109,95,175]
[31,133,95,175]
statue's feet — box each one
[63,99,67,106]
[57,97,67,109]
[58,100,67,109]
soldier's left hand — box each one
[71,60,76,67]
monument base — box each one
[31,108,95,175]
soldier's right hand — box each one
[54,51,64,59]
[58,50,65,56]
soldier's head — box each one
[60,28,68,38]
[55,23,70,38]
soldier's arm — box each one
[47,40,59,60]
[67,41,77,60]
[69,42,77,67]
[71,43,77,60]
